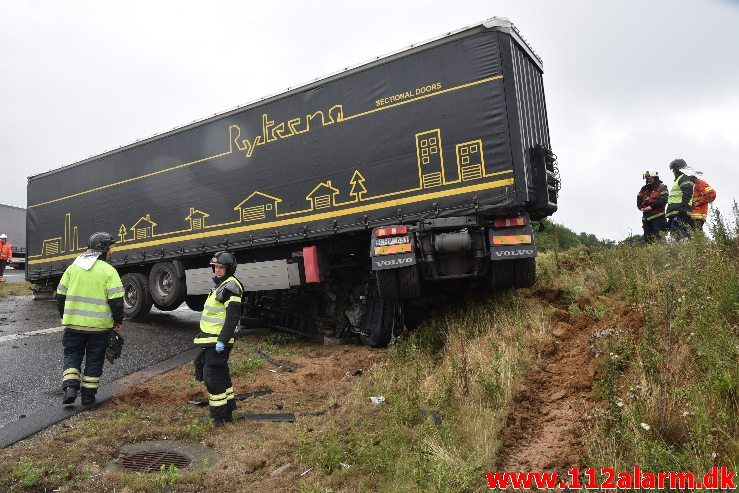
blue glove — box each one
[215,341,225,353]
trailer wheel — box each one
[397,265,423,299]
[121,273,153,319]
[513,257,536,288]
[490,260,514,290]
[185,294,207,312]
[376,269,400,301]
[361,282,403,347]
[149,262,186,310]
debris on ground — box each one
[238,412,296,423]
[369,396,385,405]
[269,461,293,476]
[253,348,295,372]
[345,369,363,377]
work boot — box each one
[199,416,225,428]
[81,394,96,405]
[62,387,78,405]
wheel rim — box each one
[124,282,138,309]
[154,270,173,298]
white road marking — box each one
[0,326,65,344]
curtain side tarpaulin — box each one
[27,30,536,277]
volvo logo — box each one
[493,249,535,257]
[375,257,414,267]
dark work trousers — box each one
[642,216,667,243]
[694,219,705,230]
[669,215,694,240]
[0,259,6,279]
[195,346,235,420]
[62,329,110,396]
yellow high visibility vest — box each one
[194,276,243,345]
[57,259,124,331]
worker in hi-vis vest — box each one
[666,159,697,239]
[193,251,244,427]
[57,232,124,405]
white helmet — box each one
[0,234,6,239]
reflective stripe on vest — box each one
[195,276,242,344]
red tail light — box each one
[375,225,408,237]
[492,217,529,228]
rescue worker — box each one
[0,234,11,283]
[57,232,124,405]
[666,158,696,239]
[193,251,243,426]
[636,171,668,243]
[690,175,717,230]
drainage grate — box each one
[118,451,190,472]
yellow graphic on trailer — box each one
[416,130,445,188]
[306,181,340,210]
[118,224,129,243]
[455,139,486,182]
[234,192,282,223]
[348,170,367,202]
[40,213,80,257]
[30,75,522,265]
[185,208,210,230]
[130,214,157,240]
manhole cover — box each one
[119,451,191,472]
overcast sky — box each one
[1,0,737,240]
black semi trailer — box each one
[27,18,559,345]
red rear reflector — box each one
[303,246,320,283]
[493,217,529,228]
[375,225,408,237]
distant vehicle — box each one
[26,18,559,345]
[0,203,26,269]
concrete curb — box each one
[0,348,200,449]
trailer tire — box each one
[361,283,402,347]
[121,273,153,319]
[185,294,207,312]
[376,269,400,301]
[149,262,186,310]
[513,257,536,288]
[491,260,514,290]
[397,265,423,299]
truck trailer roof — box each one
[28,18,542,182]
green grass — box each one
[583,209,739,471]
[0,281,31,298]
[299,291,550,492]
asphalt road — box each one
[0,294,201,445]
[1,267,24,283]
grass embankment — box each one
[584,233,739,471]
[0,281,31,297]
[0,220,736,492]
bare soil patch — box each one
[497,301,644,471]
